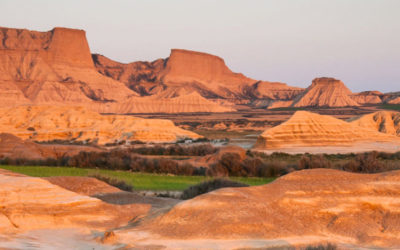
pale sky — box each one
[1,0,399,92]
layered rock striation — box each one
[350,111,400,137]
[0,105,201,144]
[254,111,400,151]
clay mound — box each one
[134,169,400,248]
[292,77,359,107]
[387,96,400,104]
[0,133,53,159]
[350,111,400,137]
[251,81,303,100]
[254,111,400,150]
[0,105,201,144]
[351,91,383,105]
[0,170,149,233]
[44,176,121,196]
[101,91,235,113]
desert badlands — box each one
[0,24,400,250]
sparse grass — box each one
[378,104,400,111]
[193,129,256,140]
[0,165,274,191]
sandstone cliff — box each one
[254,111,400,152]
[0,27,137,111]
[94,49,303,104]
[0,105,201,144]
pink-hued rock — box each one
[292,77,359,107]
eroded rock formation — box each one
[292,77,360,107]
[350,111,400,137]
[0,169,150,234]
[254,111,400,152]
[0,105,201,144]
[115,169,400,248]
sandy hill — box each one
[351,91,383,105]
[0,169,149,235]
[0,105,201,144]
[254,111,400,153]
[350,111,400,137]
[292,77,360,107]
[0,133,53,159]
[116,169,400,248]
[0,133,102,160]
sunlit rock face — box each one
[292,77,360,107]
[116,169,400,248]
[254,111,400,151]
[350,111,400,137]
[0,169,150,234]
[0,105,201,144]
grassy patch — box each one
[0,165,274,191]
[194,129,258,140]
[378,104,400,111]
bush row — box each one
[1,148,400,178]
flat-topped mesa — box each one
[292,77,360,107]
[0,27,94,68]
[45,27,94,68]
[159,49,253,86]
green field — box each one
[379,104,400,111]
[0,165,275,191]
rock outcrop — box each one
[94,49,303,104]
[0,27,136,111]
[120,169,400,248]
[0,133,102,160]
[351,91,383,105]
[0,105,201,144]
[350,111,400,137]
[0,27,233,113]
[250,81,304,100]
[292,77,360,107]
[254,111,400,152]
[0,133,54,159]
[0,169,150,234]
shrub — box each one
[181,178,249,200]
[342,151,384,173]
[89,173,133,192]
[299,154,332,169]
[304,243,337,250]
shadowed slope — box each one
[350,111,400,137]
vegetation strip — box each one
[0,166,274,191]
